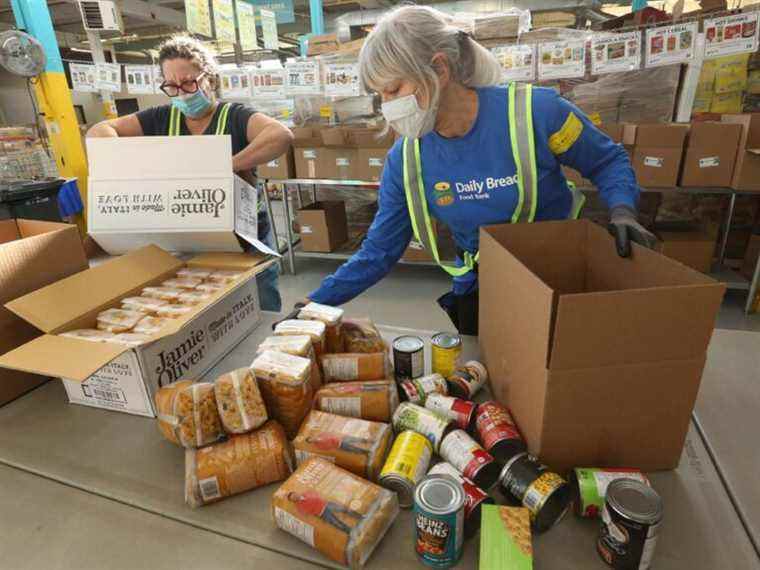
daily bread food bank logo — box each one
[434,182,455,206]
[170,187,227,218]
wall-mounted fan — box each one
[0,30,46,77]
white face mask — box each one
[381,92,438,139]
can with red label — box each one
[429,461,494,538]
[475,401,526,462]
[424,393,477,431]
[447,360,488,400]
[439,429,501,490]
[399,373,449,405]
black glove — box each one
[607,205,658,258]
[271,301,307,330]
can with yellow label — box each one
[431,333,462,379]
[379,430,433,508]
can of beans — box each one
[597,479,663,570]
[392,402,453,452]
[447,360,488,400]
[428,461,494,538]
[379,430,433,508]
[570,468,650,519]
[414,474,465,568]
[499,452,572,533]
[431,333,461,378]
[439,429,502,490]
[475,401,526,462]
[399,373,449,404]
[425,393,477,431]
[393,335,425,381]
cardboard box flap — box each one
[0,219,21,244]
[6,245,182,334]
[188,252,275,272]
[0,334,128,382]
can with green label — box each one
[570,468,650,518]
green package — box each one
[479,504,532,570]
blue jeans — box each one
[255,218,282,312]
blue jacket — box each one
[310,86,639,305]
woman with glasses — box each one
[87,34,292,312]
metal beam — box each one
[62,0,185,28]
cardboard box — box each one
[307,33,339,56]
[87,136,270,255]
[680,122,742,187]
[742,234,760,279]
[0,220,88,406]
[257,149,295,180]
[297,201,348,252]
[319,127,357,180]
[353,129,395,182]
[629,124,689,188]
[479,220,725,471]
[0,245,271,417]
[722,114,760,191]
[656,231,716,273]
[598,123,627,143]
[293,127,325,179]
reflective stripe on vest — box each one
[402,83,586,277]
[168,102,231,136]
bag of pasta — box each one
[320,352,388,382]
[342,318,386,354]
[257,335,322,393]
[154,380,224,448]
[186,420,293,508]
[274,319,327,358]
[297,302,345,353]
[315,380,399,422]
[251,350,313,439]
[213,368,268,434]
[272,457,399,569]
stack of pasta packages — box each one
[153,303,400,569]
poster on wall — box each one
[220,68,252,98]
[213,0,236,43]
[260,8,278,50]
[538,40,586,80]
[251,68,286,98]
[236,0,258,51]
[591,31,641,74]
[250,0,294,24]
[152,65,164,95]
[704,12,760,59]
[323,62,361,97]
[125,65,155,94]
[285,59,321,95]
[185,0,212,37]
[69,63,98,92]
[492,44,535,82]
[644,22,697,68]
[95,63,122,92]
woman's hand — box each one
[608,205,658,258]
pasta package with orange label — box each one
[213,368,268,434]
[315,380,399,422]
[293,410,392,481]
[320,352,388,382]
[298,302,345,353]
[155,380,225,448]
[274,319,327,358]
[257,335,323,393]
[272,457,399,569]
[342,318,386,354]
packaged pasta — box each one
[208,270,244,283]
[121,296,169,315]
[298,302,345,353]
[133,316,171,335]
[320,353,387,382]
[342,319,386,354]
[257,335,322,393]
[274,319,327,358]
[213,368,268,434]
[112,332,152,347]
[293,410,392,481]
[142,286,184,303]
[315,380,399,423]
[251,350,313,439]
[162,277,202,290]
[156,304,193,319]
[96,308,146,333]
[178,290,212,306]
[196,282,224,293]
[61,329,117,343]
[154,380,224,448]
[177,267,212,280]
[186,421,293,508]
[272,457,399,569]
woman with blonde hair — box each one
[88,34,292,311]
[306,5,654,334]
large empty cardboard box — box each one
[479,220,725,471]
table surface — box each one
[0,312,757,570]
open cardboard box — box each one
[0,245,273,417]
[87,136,277,256]
[479,220,725,471]
[722,113,760,191]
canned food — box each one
[447,360,488,400]
[439,429,502,490]
[431,333,462,378]
[393,335,425,380]
[597,479,663,570]
[475,401,526,462]
[425,394,476,431]
[429,461,493,538]
[392,402,453,452]
[414,474,465,568]
[499,452,572,533]
[570,468,650,518]
[380,430,433,508]
[400,373,448,404]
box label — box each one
[336,158,351,167]
[301,225,313,234]
[644,156,664,167]
[699,156,720,168]
[303,150,317,159]
[369,158,384,167]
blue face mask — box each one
[171,89,213,118]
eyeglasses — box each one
[159,72,206,97]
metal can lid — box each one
[393,335,425,352]
[498,452,530,483]
[432,333,462,349]
[464,360,488,382]
[606,479,663,525]
[415,474,465,514]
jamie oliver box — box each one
[0,245,272,417]
[479,220,725,472]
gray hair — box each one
[359,5,503,98]
[158,34,219,88]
